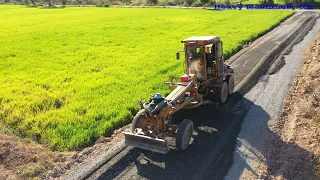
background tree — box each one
[145,0,158,4]
[61,0,67,5]
[44,0,52,6]
[260,0,274,4]
[200,0,208,6]
[184,0,195,6]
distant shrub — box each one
[259,0,274,4]
[145,0,158,4]
[192,0,202,6]
[183,0,195,5]
[110,1,120,4]
[207,0,215,5]
[199,0,208,5]
[168,0,177,5]
[121,0,131,4]
[157,0,178,5]
[94,0,103,6]
[158,0,167,5]
[93,0,103,6]
[61,0,67,5]
[135,0,144,5]
[103,2,110,6]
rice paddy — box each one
[0,5,293,150]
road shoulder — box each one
[226,20,320,180]
[259,26,320,180]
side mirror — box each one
[176,52,180,60]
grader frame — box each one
[123,36,234,154]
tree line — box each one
[0,0,318,9]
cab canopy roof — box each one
[182,36,220,45]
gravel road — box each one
[63,10,320,180]
[226,11,320,180]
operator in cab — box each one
[205,44,215,76]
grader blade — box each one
[123,132,169,154]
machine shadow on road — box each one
[226,98,319,180]
[97,92,318,180]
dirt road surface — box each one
[226,11,320,180]
[62,11,320,180]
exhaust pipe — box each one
[123,132,169,154]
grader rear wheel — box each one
[228,75,235,95]
[176,119,193,151]
[131,109,146,132]
[208,82,229,103]
[219,82,229,103]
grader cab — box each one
[123,36,235,154]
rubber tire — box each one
[218,82,229,104]
[131,109,146,133]
[176,119,194,151]
[227,75,235,95]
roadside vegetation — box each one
[0,5,293,150]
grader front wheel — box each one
[131,109,146,132]
[176,119,194,151]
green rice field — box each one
[0,5,293,150]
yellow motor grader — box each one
[123,36,235,154]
